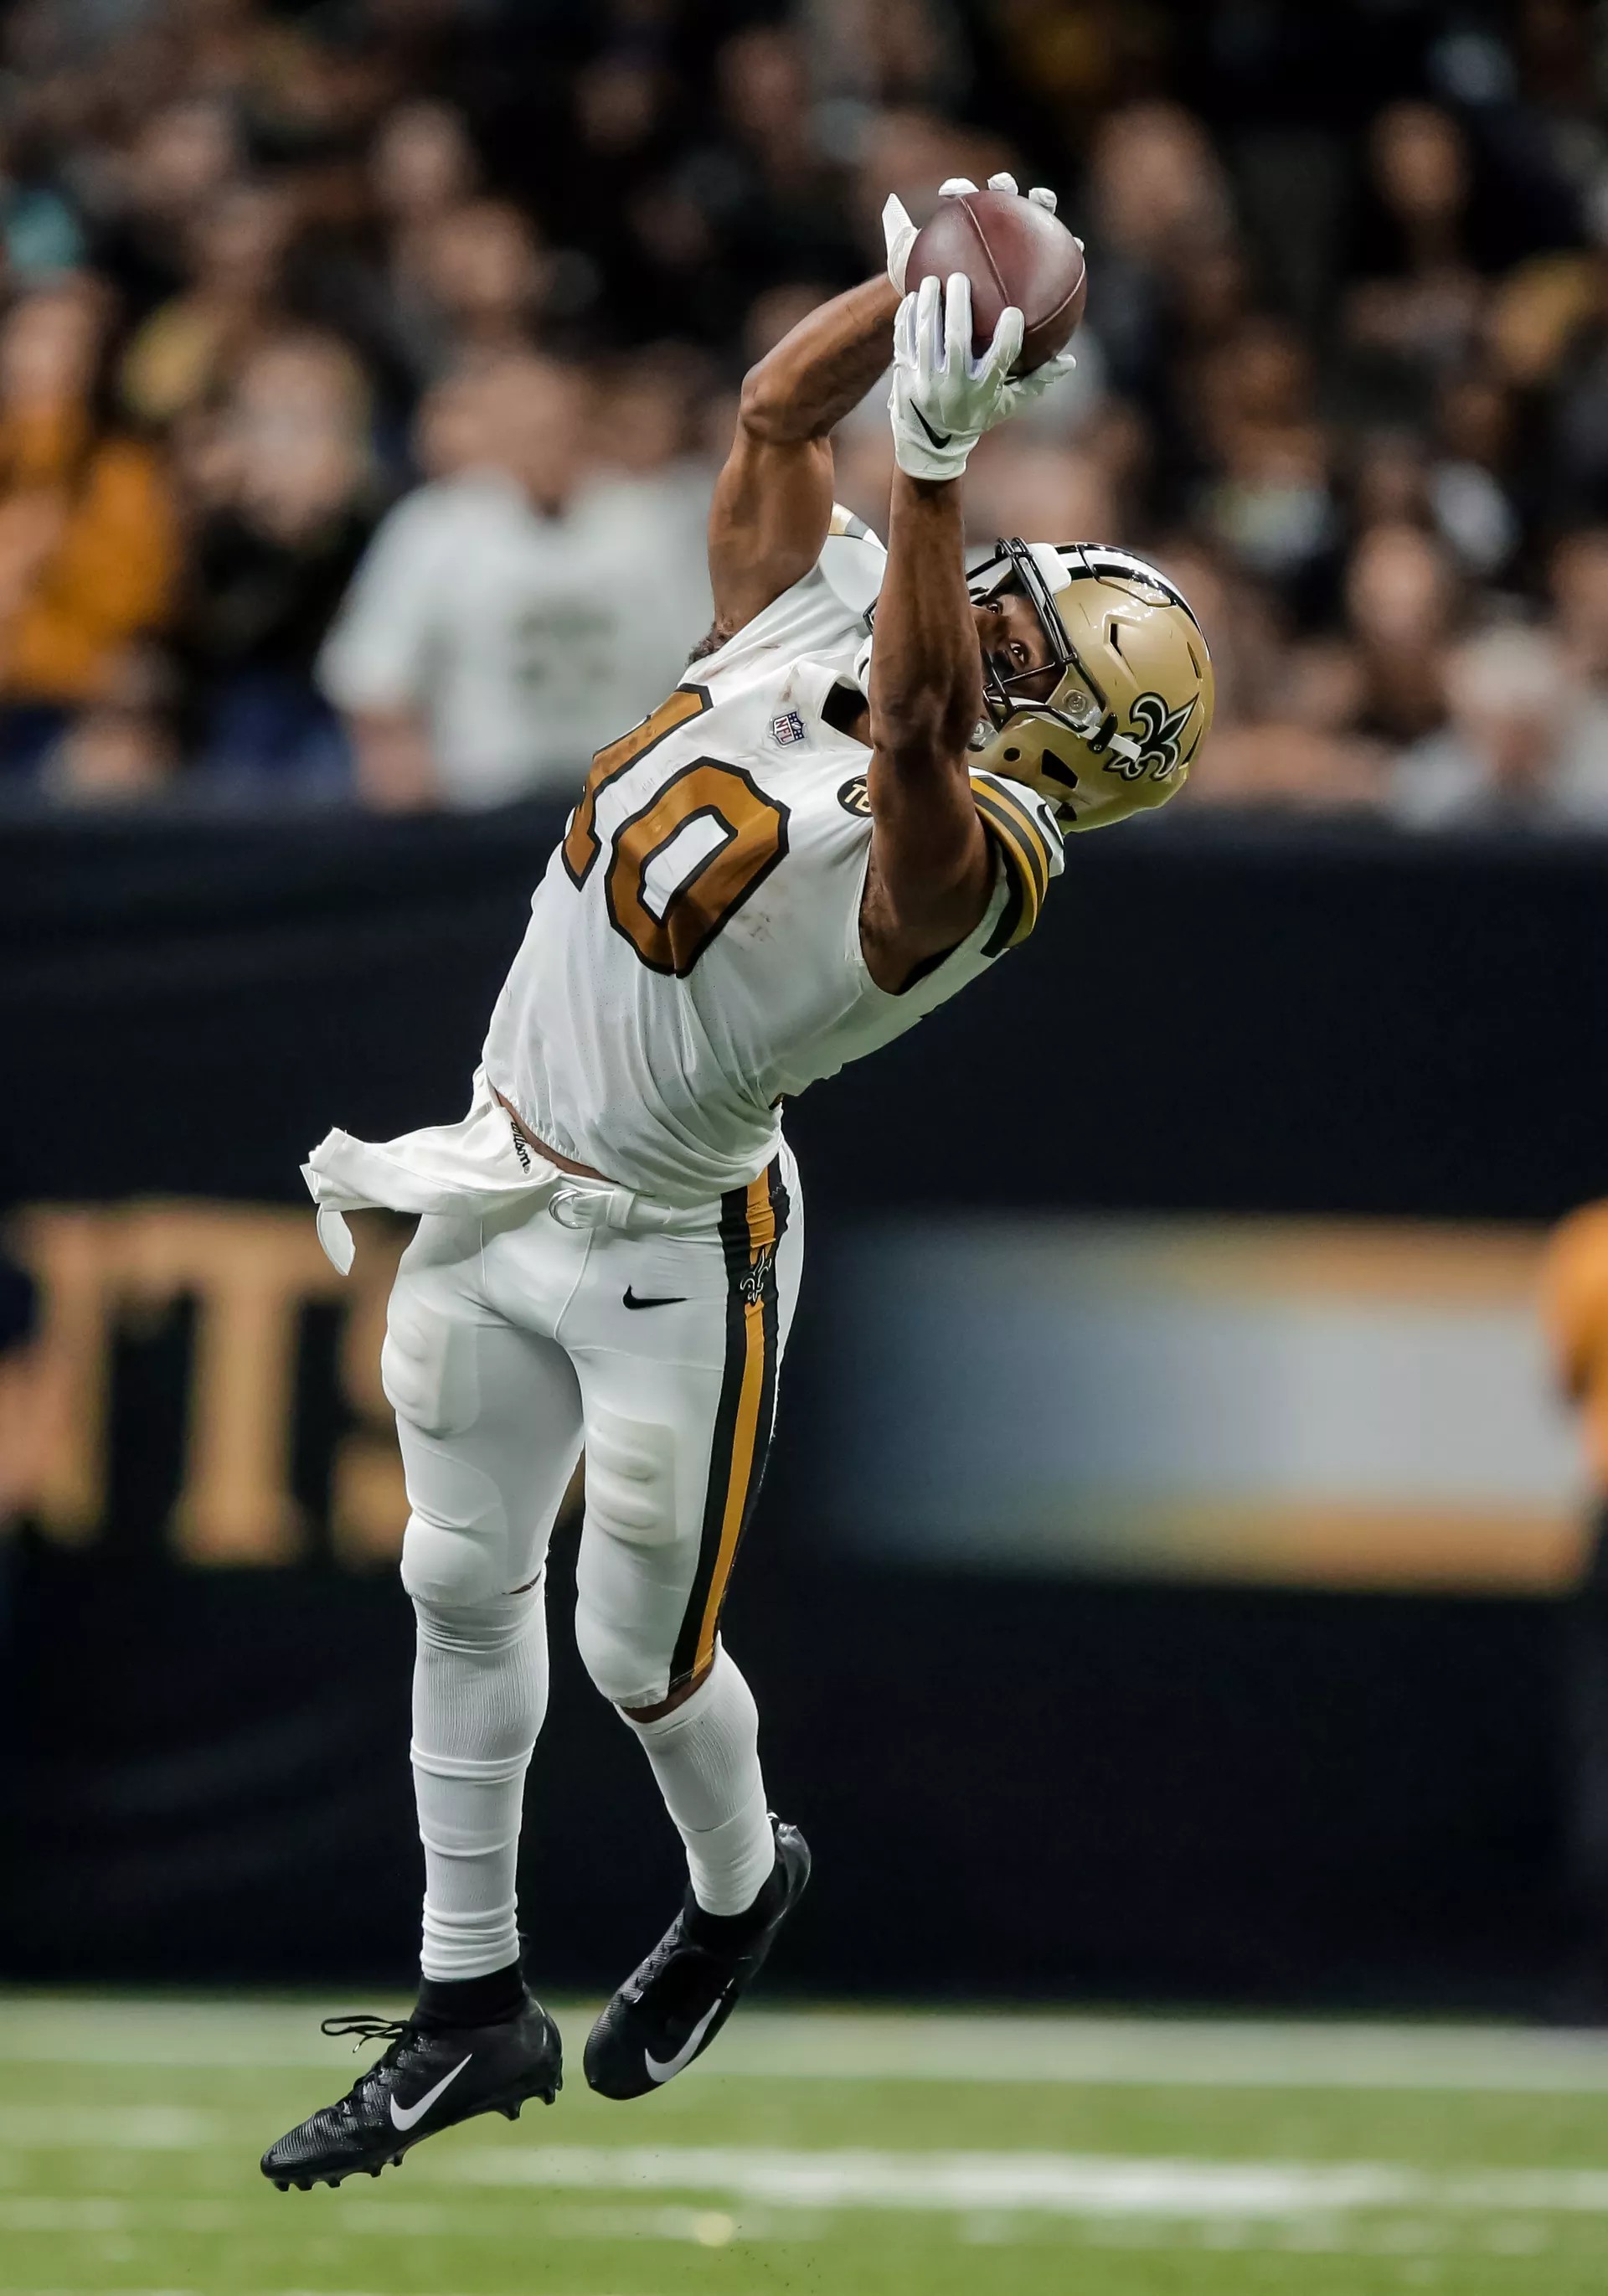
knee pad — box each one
[411,1574,544,1660]
[574,1589,668,1709]
[401,1512,510,1610]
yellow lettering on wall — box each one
[11,1200,395,1567]
[331,1212,410,1566]
[127,1205,347,1566]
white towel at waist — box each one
[302,1065,723,1273]
[302,1066,562,1273]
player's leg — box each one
[565,1154,811,2095]
[263,1210,580,2187]
[389,1214,582,2011]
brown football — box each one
[905,188,1086,374]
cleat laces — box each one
[321,2014,415,2050]
[317,2015,420,2116]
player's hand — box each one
[996,343,1078,415]
[881,173,1069,293]
[888,271,1024,482]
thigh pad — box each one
[382,1282,481,1438]
[584,1404,679,1548]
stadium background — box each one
[5,3,1608,2292]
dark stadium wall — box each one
[0,805,1595,2005]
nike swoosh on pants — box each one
[389,2054,472,2130]
[644,1992,733,2085]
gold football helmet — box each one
[966,541,1214,829]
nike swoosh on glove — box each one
[888,271,1023,482]
[880,173,1080,420]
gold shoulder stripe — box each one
[970,788,1044,951]
[973,797,1043,923]
[977,799,1047,918]
[982,864,1028,957]
[972,779,1048,895]
[828,503,871,540]
[972,776,1054,902]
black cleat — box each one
[584,1819,810,2100]
[260,1999,562,2189]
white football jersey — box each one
[482,509,1065,1204]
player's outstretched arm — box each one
[860,273,1023,992]
[707,276,899,641]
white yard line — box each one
[8,1995,1608,2092]
[422,2144,1608,2217]
[0,2105,222,2149]
[0,2195,761,2249]
[8,2148,1608,2227]
[704,2012,1608,2094]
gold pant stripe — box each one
[693,1173,774,1675]
[671,1162,787,1690]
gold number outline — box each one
[604,757,791,978]
[562,684,713,889]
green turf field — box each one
[7,1997,1608,2295]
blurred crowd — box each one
[1,0,1608,824]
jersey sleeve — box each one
[969,771,1067,955]
[702,504,885,680]
[817,504,886,619]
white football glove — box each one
[889,270,1023,482]
[880,172,1080,420]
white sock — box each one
[622,1646,776,1916]
[410,1581,548,1981]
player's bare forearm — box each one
[739,276,901,444]
[870,470,981,761]
[859,469,991,984]
[707,276,899,637]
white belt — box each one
[544,1179,717,1237]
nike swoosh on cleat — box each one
[623,1287,686,1309]
[644,1991,734,2085]
[389,2055,472,2131]
[912,405,952,450]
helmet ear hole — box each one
[1003,746,1021,762]
[1038,747,1080,792]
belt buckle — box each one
[548,1186,593,1231]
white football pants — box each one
[384,1150,801,1977]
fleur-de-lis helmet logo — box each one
[1105,691,1198,783]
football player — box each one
[263,174,1213,2188]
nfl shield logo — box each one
[770,710,807,746]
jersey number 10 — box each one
[562,687,792,978]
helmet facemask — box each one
[855,537,1213,832]
[966,544,1108,756]
[964,539,1214,829]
